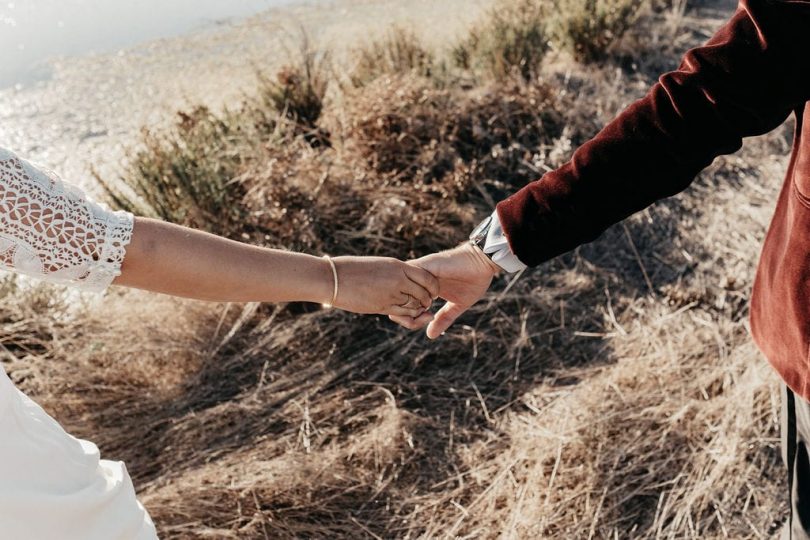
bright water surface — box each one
[0,0,310,88]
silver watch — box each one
[469,214,494,254]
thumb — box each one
[426,301,467,339]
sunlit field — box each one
[2,0,792,537]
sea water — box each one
[0,0,318,88]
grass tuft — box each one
[259,35,330,129]
[349,26,436,87]
[548,0,646,62]
[453,0,549,81]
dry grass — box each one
[453,0,649,81]
[0,0,794,538]
[260,45,330,130]
[349,27,437,88]
[453,0,550,81]
[548,0,647,62]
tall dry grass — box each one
[350,27,437,88]
[1,0,793,537]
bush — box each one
[454,0,647,78]
[97,45,332,237]
[453,0,548,81]
[259,43,330,128]
[350,26,436,87]
[97,106,259,237]
[340,75,563,192]
[548,0,646,62]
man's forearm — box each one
[497,0,810,267]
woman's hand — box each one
[329,256,440,318]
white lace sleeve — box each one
[0,147,134,293]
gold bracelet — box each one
[322,255,339,308]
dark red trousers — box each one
[782,384,810,539]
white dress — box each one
[0,147,158,539]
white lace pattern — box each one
[0,147,133,293]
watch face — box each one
[470,214,493,243]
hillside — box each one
[1,0,793,537]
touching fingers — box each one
[389,305,427,319]
[401,278,432,309]
[389,311,434,330]
[403,263,439,300]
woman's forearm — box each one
[114,217,333,303]
[113,217,439,319]
[0,148,436,315]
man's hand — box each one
[395,243,501,339]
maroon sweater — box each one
[496,0,810,398]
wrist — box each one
[321,255,339,307]
[300,254,335,305]
[462,242,501,277]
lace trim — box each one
[0,147,134,293]
[79,209,135,292]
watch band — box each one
[469,214,493,252]
[470,211,528,273]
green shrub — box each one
[454,0,647,78]
[453,0,549,81]
[97,44,331,236]
[96,105,274,237]
[548,0,645,62]
[350,26,436,87]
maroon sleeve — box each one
[496,0,810,267]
